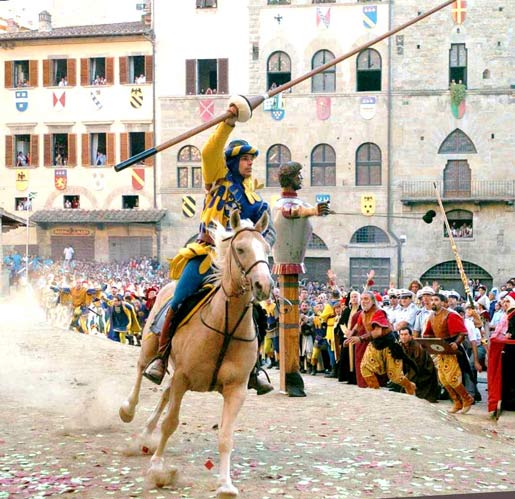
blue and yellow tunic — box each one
[169,123,273,280]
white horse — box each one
[120,211,272,498]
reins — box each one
[202,227,269,391]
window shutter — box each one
[120,132,129,162]
[106,133,115,166]
[4,61,13,88]
[30,135,39,167]
[144,55,153,83]
[105,57,114,84]
[44,134,52,166]
[43,60,50,87]
[29,60,38,87]
[144,131,154,165]
[217,58,228,94]
[80,58,89,86]
[68,134,76,166]
[185,59,196,95]
[81,134,90,165]
[67,59,76,86]
[5,135,13,167]
[119,56,128,85]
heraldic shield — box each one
[55,169,67,190]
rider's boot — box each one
[143,307,175,385]
[247,364,274,395]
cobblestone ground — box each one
[1,295,515,499]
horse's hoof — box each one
[147,459,178,488]
[119,402,135,423]
[216,483,238,498]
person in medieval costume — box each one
[423,293,475,414]
[344,291,417,395]
[144,97,276,393]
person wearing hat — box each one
[383,288,400,324]
[393,289,418,331]
[144,97,276,390]
[446,290,461,311]
[423,293,475,414]
[413,286,435,338]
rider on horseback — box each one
[143,96,276,392]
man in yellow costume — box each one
[144,97,275,388]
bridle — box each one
[221,227,270,298]
[199,227,271,391]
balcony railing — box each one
[401,180,515,203]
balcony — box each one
[400,180,515,205]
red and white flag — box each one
[199,100,215,122]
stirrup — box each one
[142,356,168,385]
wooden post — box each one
[278,274,300,393]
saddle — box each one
[172,284,217,333]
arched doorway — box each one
[420,260,492,297]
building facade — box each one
[0,11,165,262]
[154,0,513,290]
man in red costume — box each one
[344,291,416,395]
[423,293,474,414]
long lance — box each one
[432,182,475,307]
[115,0,455,172]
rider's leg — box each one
[144,256,211,385]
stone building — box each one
[0,10,165,262]
[154,0,514,292]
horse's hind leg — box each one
[119,332,158,423]
[147,376,186,488]
[123,376,172,456]
[216,385,247,498]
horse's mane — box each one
[205,219,255,287]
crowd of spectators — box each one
[256,272,515,413]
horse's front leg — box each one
[147,376,186,488]
[216,384,247,498]
[119,332,158,423]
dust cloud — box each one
[0,292,125,430]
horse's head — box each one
[221,210,272,301]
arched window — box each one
[350,226,389,244]
[267,51,291,90]
[266,144,291,187]
[311,144,335,186]
[438,129,477,154]
[356,143,381,186]
[421,260,492,296]
[443,160,471,197]
[311,50,335,93]
[445,209,473,239]
[177,145,201,189]
[307,233,328,250]
[356,49,381,91]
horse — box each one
[119,210,273,498]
